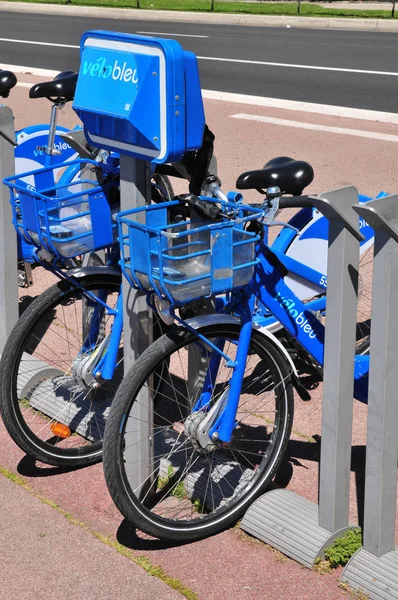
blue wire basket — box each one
[116,198,263,305]
[4,159,118,259]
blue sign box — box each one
[73,31,205,163]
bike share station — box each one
[2,30,398,599]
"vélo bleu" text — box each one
[82,58,139,84]
[275,292,317,339]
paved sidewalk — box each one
[0,0,398,31]
[0,422,355,600]
[0,474,182,600]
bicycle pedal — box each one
[17,270,28,288]
[17,262,33,288]
[293,377,312,401]
[298,375,321,392]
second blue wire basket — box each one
[4,159,118,259]
[116,197,263,305]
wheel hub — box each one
[72,352,100,389]
[184,389,230,452]
[184,411,218,452]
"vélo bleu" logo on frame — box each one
[275,291,317,339]
[82,57,139,84]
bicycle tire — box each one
[0,271,127,467]
[152,172,174,201]
[103,323,294,542]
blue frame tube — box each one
[209,303,253,443]
[252,252,325,366]
[192,337,225,413]
[81,288,109,352]
[251,247,369,402]
[94,291,124,381]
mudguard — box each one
[65,265,121,281]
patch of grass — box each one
[324,528,362,568]
[313,558,333,574]
[193,497,204,512]
[339,581,369,599]
[171,479,186,499]
[159,464,187,500]
[2,0,398,19]
[0,465,28,487]
[94,534,199,600]
[19,397,31,409]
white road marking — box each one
[3,63,398,125]
[198,55,398,77]
[202,90,398,125]
[231,113,398,143]
[136,31,209,38]
[0,37,78,49]
[1,38,398,77]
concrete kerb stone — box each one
[1,1,398,31]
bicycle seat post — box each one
[45,101,63,163]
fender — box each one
[185,313,310,400]
[66,265,121,281]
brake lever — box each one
[259,198,300,233]
[260,197,280,224]
[268,220,300,234]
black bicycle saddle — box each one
[236,156,314,196]
[29,71,78,103]
[0,70,17,98]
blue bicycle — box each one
[0,142,380,469]
[1,68,176,287]
[101,162,378,542]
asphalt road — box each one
[1,11,398,112]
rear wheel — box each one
[103,323,294,542]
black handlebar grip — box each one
[177,193,222,221]
[278,196,313,209]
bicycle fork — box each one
[75,288,123,388]
[187,303,254,446]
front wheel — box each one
[103,323,294,542]
[0,272,122,468]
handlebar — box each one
[203,175,230,203]
[176,193,222,221]
[278,196,313,209]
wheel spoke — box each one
[110,325,293,541]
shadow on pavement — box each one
[17,453,84,477]
[19,294,39,316]
[116,518,192,551]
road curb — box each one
[1,1,398,31]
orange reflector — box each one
[50,422,71,439]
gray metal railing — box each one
[241,188,398,600]
[0,105,18,354]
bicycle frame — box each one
[252,249,369,400]
[254,191,387,330]
[81,197,378,418]
[182,228,371,445]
